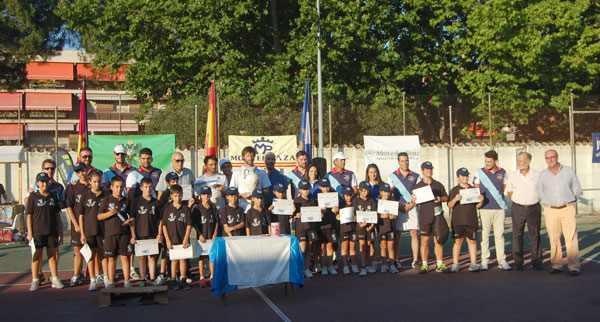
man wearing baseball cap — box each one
[325,151,358,197]
[219,158,233,186]
[101,145,136,188]
[412,161,449,274]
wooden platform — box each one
[99,286,168,307]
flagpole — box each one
[54,106,58,167]
[311,92,314,158]
[195,104,198,176]
[316,0,324,158]
[328,103,332,160]
[216,82,220,159]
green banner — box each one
[89,135,175,171]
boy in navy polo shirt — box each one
[65,162,90,287]
[131,177,161,286]
[27,173,64,291]
[317,178,338,276]
[294,180,319,278]
[162,185,192,290]
[448,168,484,272]
[221,187,246,236]
[355,181,377,276]
[195,186,219,287]
[473,150,511,271]
[268,183,293,235]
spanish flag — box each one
[204,81,217,156]
[77,79,88,160]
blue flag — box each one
[300,79,312,163]
[593,133,600,163]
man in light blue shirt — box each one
[537,149,582,276]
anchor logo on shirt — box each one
[76,195,82,203]
[168,213,176,222]
[138,206,148,215]
[150,206,155,215]
[178,213,186,223]
[252,218,261,227]
[86,199,96,208]
[201,216,207,224]
[227,216,234,224]
[108,203,115,211]
[37,199,47,207]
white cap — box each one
[333,152,346,161]
[114,145,126,154]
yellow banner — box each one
[228,135,298,168]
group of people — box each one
[24,144,583,292]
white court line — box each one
[0,283,30,287]
[580,257,599,263]
[0,269,73,274]
[253,287,292,322]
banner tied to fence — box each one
[89,135,175,170]
[228,135,297,169]
[363,136,421,181]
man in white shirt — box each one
[193,155,227,210]
[229,146,271,210]
[506,152,541,271]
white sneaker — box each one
[343,266,351,275]
[367,266,376,274]
[105,282,115,289]
[328,266,338,275]
[186,277,193,284]
[89,280,97,291]
[359,268,367,277]
[30,279,40,291]
[51,277,64,289]
[130,269,140,280]
[389,265,399,274]
[321,267,329,276]
[304,268,313,278]
[124,281,132,288]
[469,263,481,272]
[154,276,165,286]
[352,265,360,274]
[451,263,460,273]
[481,261,489,271]
[96,274,104,285]
[104,277,110,286]
[411,260,418,269]
[371,261,378,270]
[381,265,389,273]
[499,261,512,271]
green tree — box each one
[0,0,64,89]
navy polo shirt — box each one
[473,167,507,210]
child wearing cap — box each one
[27,172,64,291]
[65,162,90,287]
[77,171,108,290]
[155,172,179,285]
[355,181,377,276]
[268,183,293,235]
[317,178,339,276]
[448,168,484,272]
[378,183,401,274]
[245,189,271,236]
[130,177,162,286]
[338,186,359,275]
[221,187,246,236]
[194,185,219,287]
[158,172,179,210]
[294,180,319,278]
[161,185,192,290]
[97,176,135,288]
[413,161,449,274]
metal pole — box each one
[17,92,21,145]
[488,93,492,149]
[119,94,122,135]
[328,104,333,160]
[569,93,575,170]
[216,88,220,159]
[317,0,324,157]
[54,106,58,170]
[402,93,406,136]
[195,104,199,176]
[448,105,454,189]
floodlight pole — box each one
[317,0,324,158]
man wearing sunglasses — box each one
[101,145,136,188]
[156,152,194,203]
[68,147,100,182]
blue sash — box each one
[325,173,343,197]
[389,173,413,203]
[287,171,303,190]
[476,168,507,210]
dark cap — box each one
[226,187,239,195]
[298,180,310,190]
[456,167,470,176]
[380,183,392,192]
[421,161,434,169]
[342,186,354,195]
[73,162,86,172]
[165,172,179,182]
[199,186,211,194]
[273,183,287,192]
[36,172,50,182]
[358,181,371,190]
[318,178,330,187]
[250,189,264,198]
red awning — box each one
[26,123,74,131]
[26,62,74,80]
[0,92,24,111]
[87,123,138,132]
[76,64,127,81]
[25,93,73,111]
[0,124,24,141]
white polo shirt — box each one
[506,168,540,206]
[230,165,271,210]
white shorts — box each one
[396,208,419,231]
